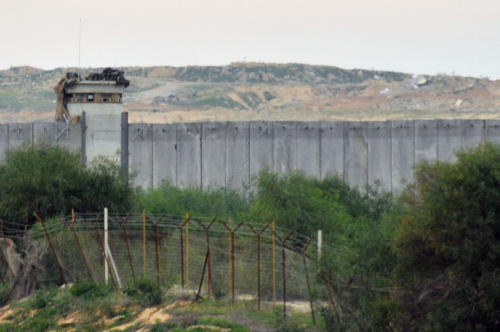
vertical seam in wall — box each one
[389,121,393,193]
[271,122,275,173]
[150,124,154,189]
[175,124,178,187]
[247,123,251,199]
[366,123,370,186]
[224,122,227,191]
[342,121,346,182]
[481,119,485,143]
[318,123,322,178]
[294,122,298,171]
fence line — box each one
[0,211,320,321]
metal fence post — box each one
[104,208,109,284]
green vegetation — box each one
[136,181,249,219]
[0,145,133,232]
[0,144,499,331]
[123,278,164,307]
[373,143,500,331]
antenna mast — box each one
[78,18,82,68]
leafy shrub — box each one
[378,143,500,331]
[150,321,180,332]
[0,283,10,306]
[136,181,249,219]
[70,282,111,299]
[0,144,133,232]
[123,278,163,307]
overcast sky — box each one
[1,0,499,78]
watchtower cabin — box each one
[55,69,129,123]
[54,68,129,162]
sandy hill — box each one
[0,63,499,123]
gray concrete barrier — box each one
[129,124,153,188]
[177,123,201,188]
[152,124,177,188]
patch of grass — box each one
[123,278,163,307]
[150,321,180,332]
[70,282,111,300]
[0,283,10,307]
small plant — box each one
[0,283,10,306]
[70,282,111,299]
[123,278,163,307]
[150,321,180,332]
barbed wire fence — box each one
[0,209,325,323]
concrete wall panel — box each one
[176,123,201,188]
[0,124,8,163]
[86,113,121,162]
[33,122,57,145]
[202,122,226,189]
[391,120,415,193]
[320,121,343,178]
[296,122,320,177]
[226,122,250,192]
[415,120,438,163]
[438,119,462,162]
[462,119,484,151]
[485,120,500,145]
[344,122,368,189]
[8,123,32,150]
[129,124,153,188]
[367,121,391,191]
[56,122,82,152]
[273,122,297,175]
[249,122,273,181]
[152,124,177,188]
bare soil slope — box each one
[1,63,498,123]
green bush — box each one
[0,144,133,232]
[378,143,500,331]
[0,283,10,306]
[123,278,163,307]
[70,282,111,299]
[136,181,249,219]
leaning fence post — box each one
[35,214,66,284]
[196,217,216,299]
[317,230,322,265]
[275,230,294,319]
[222,221,243,304]
[272,221,277,307]
[176,215,190,291]
[104,208,109,284]
[118,215,136,284]
[185,215,190,288]
[143,211,147,276]
[301,240,316,325]
[69,211,94,282]
[94,216,117,288]
[248,223,270,311]
[152,215,164,287]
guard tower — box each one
[55,69,129,163]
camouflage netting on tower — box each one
[54,68,129,123]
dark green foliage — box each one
[378,143,500,331]
[136,181,249,219]
[0,283,10,307]
[123,278,163,307]
[150,321,180,332]
[70,282,111,300]
[0,145,133,232]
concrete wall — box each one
[124,119,500,194]
[0,122,82,162]
[0,119,499,194]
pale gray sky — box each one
[1,0,499,78]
